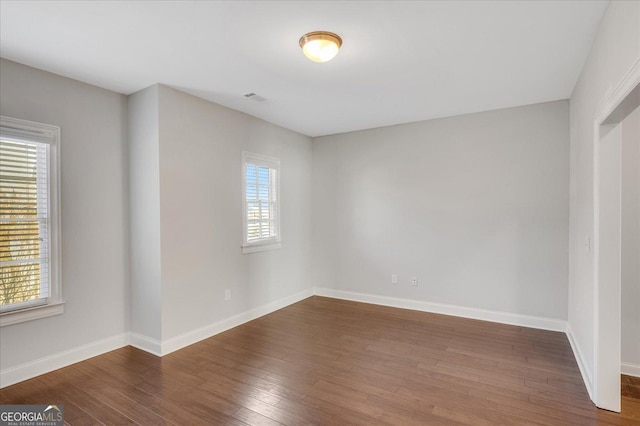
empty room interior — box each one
[0,1,639,424]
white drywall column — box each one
[128,85,163,345]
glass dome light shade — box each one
[299,31,342,63]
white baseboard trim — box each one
[313,288,599,400]
[129,332,162,356]
[158,287,314,356]
[3,288,591,393]
[313,287,567,332]
[0,333,128,389]
[622,362,640,378]
[566,322,593,400]
[1,288,315,388]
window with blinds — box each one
[0,116,61,322]
[242,152,281,254]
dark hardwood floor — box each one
[1,296,639,425]
[622,375,640,400]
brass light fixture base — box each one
[299,31,343,62]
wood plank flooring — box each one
[622,375,640,400]
[1,296,639,425]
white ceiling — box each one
[0,1,608,137]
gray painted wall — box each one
[127,85,314,343]
[0,58,129,370]
[157,85,313,341]
[312,101,569,319]
[568,0,640,385]
[1,2,636,385]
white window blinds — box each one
[1,119,57,313]
[242,152,281,253]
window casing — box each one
[242,152,281,254]
[0,116,63,326]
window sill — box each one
[0,302,65,327]
[242,242,282,254]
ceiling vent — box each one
[244,92,267,103]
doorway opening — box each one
[594,59,640,412]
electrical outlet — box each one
[391,274,398,284]
[225,289,231,301]
[410,277,418,286]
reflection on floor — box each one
[1,297,640,424]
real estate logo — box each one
[0,405,63,426]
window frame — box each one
[0,116,63,327]
[241,151,281,254]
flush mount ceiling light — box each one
[299,31,342,63]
